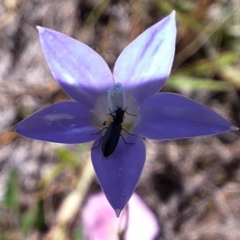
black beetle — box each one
[102,107,125,157]
[102,107,135,157]
[91,107,135,157]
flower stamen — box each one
[108,83,125,113]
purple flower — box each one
[16,11,236,216]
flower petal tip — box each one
[115,208,122,218]
[36,26,44,32]
[231,126,239,131]
[170,10,176,17]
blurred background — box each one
[0,0,240,239]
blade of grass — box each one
[167,75,231,92]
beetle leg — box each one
[121,128,135,136]
[91,137,103,150]
[91,127,107,135]
[121,135,135,145]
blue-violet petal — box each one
[38,27,113,108]
[16,101,99,143]
[91,135,146,216]
[134,93,235,140]
[113,11,176,104]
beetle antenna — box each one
[124,110,136,116]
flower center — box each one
[90,83,139,135]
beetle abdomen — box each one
[102,122,122,157]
